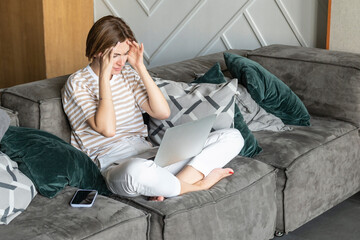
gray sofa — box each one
[0,44,359,240]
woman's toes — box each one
[148,196,165,202]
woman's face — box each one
[111,40,130,75]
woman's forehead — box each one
[113,41,129,54]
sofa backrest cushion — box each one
[224,52,311,126]
[0,75,71,142]
[248,44,360,127]
[148,49,248,82]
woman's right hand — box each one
[98,42,120,78]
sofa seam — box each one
[247,54,360,71]
[2,90,62,103]
[2,91,39,103]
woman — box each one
[62,15,244,201]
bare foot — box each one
[195,168,234,190]
[148,196,165,202]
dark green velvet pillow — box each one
[224,52,310,126]
[192,62,225,84]
[192,63,262,157]
[0,126,111,198]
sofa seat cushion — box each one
[0,75,71,142]
[0,187,149,240]
[253,116,357,169]
[253,117,360,232]
[115,158,277,240]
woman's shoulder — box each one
[64,66,95,92]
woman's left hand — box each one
[127,40,145,70]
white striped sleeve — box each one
[64,83,97,131]
[131,70,149,109]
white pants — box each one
[100,128,244,198]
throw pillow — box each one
[231,78,292,132]
[0,109,10,142]
[192,62,225,84]
[0,126,111,198]
[0,151,37,225]
[149,78,237,146]
[224,52,311,126]
[192,63,262,157]
[0,106,19,127]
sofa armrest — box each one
[0,75,71,142]
[248,44,360,127]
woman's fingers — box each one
[101,46,113,59]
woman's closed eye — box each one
[113,51,129,58]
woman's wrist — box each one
[133,62,146,73]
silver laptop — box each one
[135,114,217,167]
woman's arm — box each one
[127,40,170,120]
[86,44,119,137]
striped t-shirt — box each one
[62,65,149,162]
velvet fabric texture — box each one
[191,63,262,157]
[115,158,277,240]
[247,44,360,127]
[0,126,110,198]
[0,187,149,240]
[253,117,360,232]
[0,75,71,142]
[224,52,310,126]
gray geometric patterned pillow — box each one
[149,78,238,145]
[0,151,37,225]
[0,107,19,128]
[0,108,10,142]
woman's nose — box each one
[117,56,127,65]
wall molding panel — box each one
[275,0,308,47]
[136,0,163,17]
[94,0,328,68]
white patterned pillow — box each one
[0,151,37,225]
[0,109,10,142]
[149,78,238,145]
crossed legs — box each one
[103,128,244,200]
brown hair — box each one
[86,15,137,61]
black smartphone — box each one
[70,189,98,208]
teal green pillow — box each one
[0,126,111,198]
[224,52,310,126]
[192,62,225,84]
[192,63,262,157]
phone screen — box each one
[71,190,97,205]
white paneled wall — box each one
[94,0,328,68]
[329,0,360,54]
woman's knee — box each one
[217,128,244,154]
[104,158,153,195]
[217,128,244,145]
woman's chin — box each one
[112,68,122,75]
